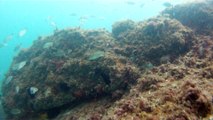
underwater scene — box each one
[0,0,213,119]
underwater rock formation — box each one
[163,1,213,34]
[1,29,140,119]
[53,33,213,120]
[112,16,195,66]
[1,0,213,120]
[112,19,135,39]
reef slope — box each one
[1,1,213,120]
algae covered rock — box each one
[1,28,139,119]
[162,1,213,34]
[1,3,203,119]
[112,19,135,39]
[113,16,195,66]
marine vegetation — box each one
[1,0,213,120]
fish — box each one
[50,21,58,30]
[47,16,52,21]
[3,34,13,43]
[0,43,7,48]
[140,3,145,8]
[98,16,105,21]
[50,21,57,27]
[14,43,22,52]
[70,13,77,17]
[163,2,173,7]
[19,29,27,37]
[79,16,89,27]
[79,15,89,21]
[90,15,96,18]
[46,16,58,30]
[126,1,135,5]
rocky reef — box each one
[1,0,213,120]
[2,29,140,119]
[112,16,194,66]
[162,0,213,35]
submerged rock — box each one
[1,29,140,119]
[2,1,212,119]
[112,16,195,66]
[112,19,135,39]
[162,1,213,34]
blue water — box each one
[0,0,186,89]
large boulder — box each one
[2,15,197,120]
[162,1,213,34]
[1,28,140,119]
[112,19,135,39]
[112,17,195,67]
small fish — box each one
[50,21,56,27]
[47,16,51,20]
[79,15,89,21]
[90,15,96,18]
[79,16,89,27]
[50,21,58,30]
[140,3,145,8]
[15,86,20,94]
[14,43,22,52]
[126,1,135,5]
[19,29,27,37]
[46,16,58,30]
[0,43,7,48]
[3,34,13,43]
[70,13,77,17]
[163,2,173,7]
[98,16,105,21]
